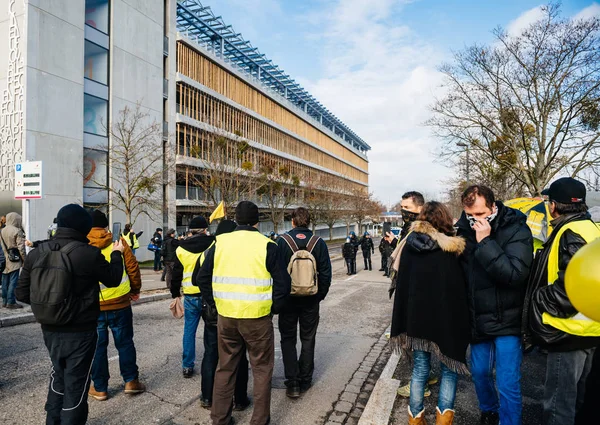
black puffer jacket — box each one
[523,212,600,351]
[16,228,124,332]
[456,202,533,342]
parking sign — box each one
[14,161,43,199]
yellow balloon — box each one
[565,238,600,322]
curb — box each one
[358,333,402,425]
[0,292,171,328]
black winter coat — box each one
[342,242,356,259]
[523,212,600,351]
[161,235,178,262]
[359,237,375,253]
[456,201,534,342]
[16,228,124,332]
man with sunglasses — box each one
[455,185,533,425]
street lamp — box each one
[456,142,470,182]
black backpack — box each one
[29,241,84,326]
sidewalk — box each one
[0,269,170,327]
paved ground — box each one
[0,249,393,425]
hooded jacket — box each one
[456,201,534,342]
[390,221,470,374]
[161,234,178,262]
[87,227,142,311]
[16,227,124,332]
[171,232,215,298]
[0,212,26,274]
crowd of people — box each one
[1,177,598,425]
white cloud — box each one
[300,0,452,206]
[574,2,600,21]
[506,5,545,36]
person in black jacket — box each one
[152,228,163,272]
[455,185,533,425]
[359,232,375,271]
[522,178,600,425]
[160,229,178,287]
[342,237,357,275]
[16,204,124,425]
[277,207,332,398]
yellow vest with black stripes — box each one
[175,246,207,295]
[212,231,274,319]
[99,245,131,301]
[543,220,600,337]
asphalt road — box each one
[0,251,393,425]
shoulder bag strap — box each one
[280,233,299,253]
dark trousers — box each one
[381,254,388,271]
[543,348,595,425]
[153,251,162,271]
[345,258,356,274]
[211,315,274,425]
[203,323,250,403]
[92,306,139,392]
[278,299,320,387]
[362,250,372,270]
[576,345,600,424]
[163,261,174,288]
[42,330,97,425]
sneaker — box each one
[88,385,108,401]
[182,367,193,378]
[200,398,212,409]
[286,384,301,399]
[427,375,439,386]
[233,397,251,411]
[397,383,431,398]
[6,303,23,309]
[124,378,146,394]
[480,411,499,425]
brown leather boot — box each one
[408,406,427,425]
[88,384,108,401]
[436,407,454,425]
[124,378,146,394]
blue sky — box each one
[201,0,600,206]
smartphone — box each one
[383,222,392,237]
[112,222,122,243]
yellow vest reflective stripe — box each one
[176,246,202,295]
[212,231,274,319]
[543,220,600,337]
[99,245,130,300]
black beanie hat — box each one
[548,177,586,204]
[57,204,93,236]
[189,216,208,229]
[91,210,109,229]
[235,201,259,226]
[216,219,237,236]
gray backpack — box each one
[281,233,320,297]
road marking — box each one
[109,355,119,362]
[345,275,357,281]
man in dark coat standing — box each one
[455,185,533,425]
[359,232,375,271]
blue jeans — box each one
[153,251,162,271]
[409,350,458,416]
[2,270,19,305]
[183,295,203,369]
[91,306,139,392]
[471,336,522,425]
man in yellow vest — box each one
[86,210,145,401]
[524,178,600,425]
[198,201,291,425]
[122,223,140,255]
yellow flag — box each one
[209,201,226,223]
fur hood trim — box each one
[410,221,466,255]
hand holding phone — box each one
[112,222,122,243]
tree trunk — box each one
[328,225,333,241]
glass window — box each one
[84,41,108,85]
[85,0,109,34]
[84,94,108,136]
[83,148,108,189]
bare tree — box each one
[256,160,300,233]
[186,135,253,218]
[87,104,166,225]
[429,3,600,196]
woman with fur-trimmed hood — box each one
[390,202,470,425]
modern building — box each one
[0,0,369,259]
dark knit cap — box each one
[167,228,176,236]
[189,216,208,229]
[57,204,93,236]
[235,201,259,226]
[91,210,109,229]
[548,177,586,204]
[216,220,237,236]
[156,228,163,232]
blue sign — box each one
[15,164,21,172]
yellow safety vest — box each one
[99,245,131,301]
[543,220,600,337]
[123,232,140,249]
[176,246,203,295]
[212,231,274,319]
